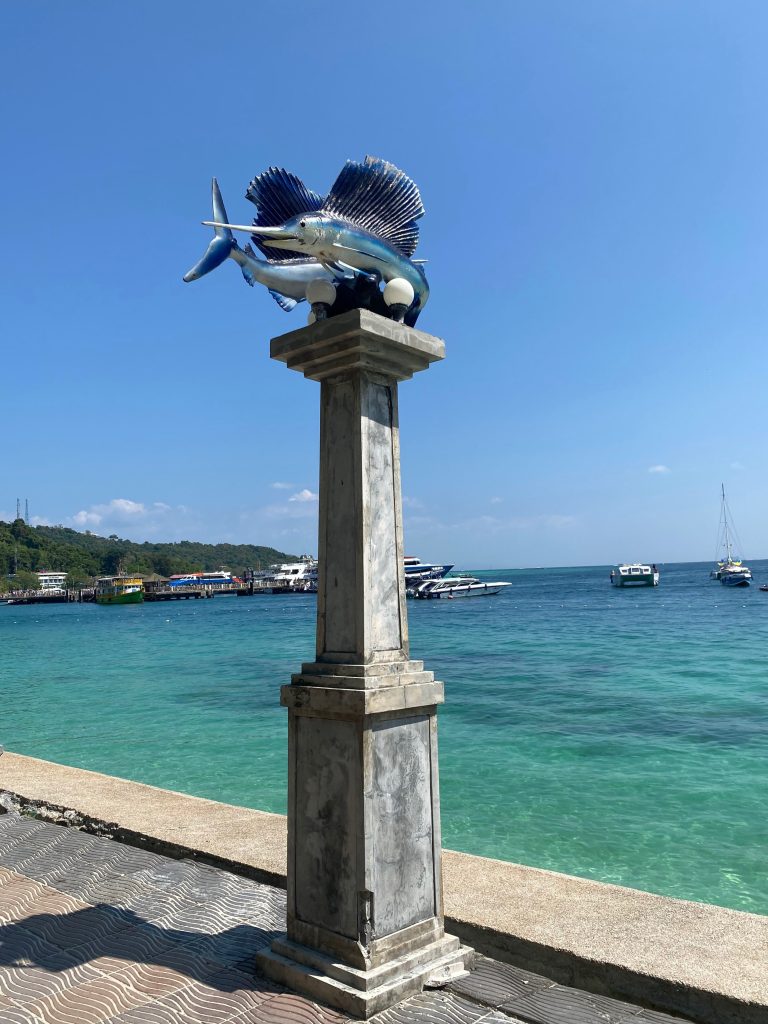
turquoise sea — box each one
[1,562,767,915]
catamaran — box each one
[711,485,752,586]
[610,564,660,587]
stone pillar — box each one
[256,309,471,1017]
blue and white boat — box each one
[403,556,453,589]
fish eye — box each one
[300,219,306,228]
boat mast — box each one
[721,483,734,563]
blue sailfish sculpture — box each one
[187,157,429,326]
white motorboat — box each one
[711,485,751,586]
[412,576,511,599]
[610,564,660,587]
[253,556,318,593]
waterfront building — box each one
[36,571,67,591]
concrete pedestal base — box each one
[257,935,472,1018]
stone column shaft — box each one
[316,367,407,665]
[256,310,471,1016]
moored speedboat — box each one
[256,556,318,593]
[413,576,511,599]
[403,555,453,589]
[610,564,659,587]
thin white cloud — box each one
[71,498,147,527]
[730,461,745,471]
[67,498,191,537]
[490,496,503,505]
[648,465,671,474]
[271,482,294,490]
[289,489,318,503]
[402,495,424,509]
[404,512,575,533]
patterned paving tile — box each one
[151,899,243,938]
[8,828,101,881]
[474,1013,529,1024]
[14,971,150,1023]
[70,875,161,913]
[35,847,135,896]
[0,819,697,1024]
[0,831,65,872]
[182,923,281,967]
[373,991,488,1024]
[60,921,179,976]
[0,1003,44,1024]
[448,957,555,1008]
[229,991,349,1024]
[632,1012,691,1023]
[106,960,195,1001]
[102,845,170,879]
[196,963,283,1000]
[127,860,210,893]
[0,818,48,856]
[0,876,55,925]
[0,958,104,1006]
[101,1002,183,1023]
[126,977,268,1024]
[0,924,65,968]
[17,901,132,951]
[500,983,644,1024]
[3,886,87,929]
[0,867,23,888]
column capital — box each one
[270,308,445,382]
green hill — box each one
[0,519,298,591]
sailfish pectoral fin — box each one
[268,289,299,311]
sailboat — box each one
[710,485,752,586]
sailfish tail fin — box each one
[183,178,235,282]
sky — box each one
[2,1,767,568]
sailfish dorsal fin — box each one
[246,166,323,261]
[322,156,424,258]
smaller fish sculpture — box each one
[183,179,342,312]
[191,157,429,326]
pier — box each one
[0,583,319,606]
[143,587,214,601]
[2,590,82,606]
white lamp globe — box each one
[306,280,337,307]
[307,311,316,325]
[383,278,415,309]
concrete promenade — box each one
[1,753,766,1024]
[0,811,688,1024]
